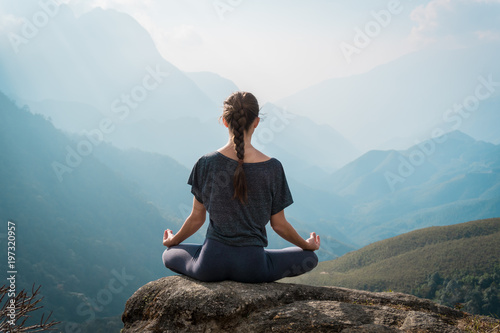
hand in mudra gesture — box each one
[305,232,320,251]
[163,229,176,248]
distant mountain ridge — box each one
[318,131,500,246]
[0,6,362,178]
[0,5,216,120]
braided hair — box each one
[221,92,260,203]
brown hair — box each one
[221,91,260,203]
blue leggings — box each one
[162,238,318,283]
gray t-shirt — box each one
[188,151,293,247]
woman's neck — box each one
[218,135,254,157]
[220,138,254,152]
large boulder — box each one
[121,276,497,332]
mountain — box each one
[21,99,106,134]
[323,131,499,200]
[0,6,217,121]
[284,218,500,317]
[0,4,229,168]
[437,94,500,146]
[276,43,500,151]
[318,131,500,245]
[1,6,361,176]
[0,92,172,326]
[90,143,193,221]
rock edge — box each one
[121,276,498,332]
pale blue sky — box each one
[1,0,499,102]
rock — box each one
[121,276,495,332]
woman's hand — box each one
[163,229,176,248]
[305,232,320,251]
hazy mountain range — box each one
[0,4,499,330]
[0,6,215,120]
[2,88,498,327]
[277,43,500,152]
[320,130,500,246]
[0,5,360,179]
[0,91,356,326]
[3,6,498,175]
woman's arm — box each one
[163,197,206,248]
[270,210,320,251]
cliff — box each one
[121,276,499,332]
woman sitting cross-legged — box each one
[162,91,320,283]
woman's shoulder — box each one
[195,151,238,168]
[191,151,220,169]
[202,151,220,160]
[251,150,272,163]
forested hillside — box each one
[286,218,500,316]
[0,92,171,324]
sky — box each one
[1,0,499,103]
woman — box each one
[162,91,320,283]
